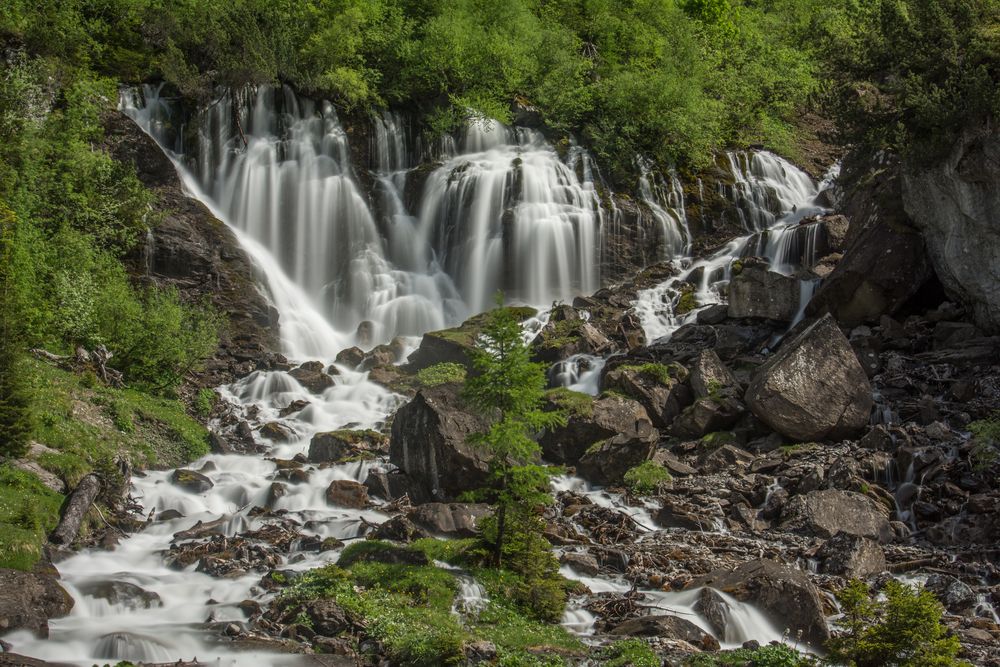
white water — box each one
[635,151,832,342]
[4,89,821,664]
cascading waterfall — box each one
[635,151,830,342]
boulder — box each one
[815,532,886,578]
[335,346,366,368]
[531,318,613,363]
[363,469,432,505]
[610,614,720,651]
[671,396,745,439]
[728,263,801,322]
[278,399,310,418]
[780,489,893,543]
[76,581,161,610]
[925,574,978,616]
[406,503,491,538]
[746,314,872,441]
[388,384,491,499]
[370,515,431,542]
[689,350,739,400]
[0,569,74,638]
[289,361,335,394]
[308,430,387,463]
[602,363,691,427]
[405,307,537,371]
[325,480,369,509]
[170,468,213,493]
[259,421,294,443]
[577,431,658,486]
[902,127,1000,332]
[686,560,830,648]
[540,394,656,465]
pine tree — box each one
[463,296,565,567]
[0,202,32,459]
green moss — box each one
[675,285,698,315]
[685,643,817,666]
[0,466,63,570]
[620,362,685,386]
[970,412,1000,471]
[539,318,585,350]
[598,639,660,667]
[194,387,217,417]
[731,259,744,275]
[411,537,478,565]
[415,362,467,387]
[544,387,593,418]
[623,461,671,495]
[700,431,737,449]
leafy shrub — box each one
[969,413,1000,470]
[826,579,967,667]
[623,461,672,495]
[194,388,217,417]
[686,643,816,666]
[415,362,467,387]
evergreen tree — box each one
[463,296,565,567]
[0,202,32,459]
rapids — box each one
[3,85,835,664]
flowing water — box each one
[3,87,831,664]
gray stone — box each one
[728,265,801,322]
[816,532,887,578]
[746,314,873,442]
[0,569,74,638]
[780,489,893,543]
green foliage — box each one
[826,579,968,667]
[194,388,217,417]
[599,638,660,667]
[685,643,816,666]
[0,465,63,570]
[824,0,1000,162]
[623,461,671,496]
[621,362,683,386]
[544,387,593,418]
[969,413,1000,470]
[0,203,32,459]
[415,362,467,388]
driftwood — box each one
[49,474,102,546]
[30,345,125,388]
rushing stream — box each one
[3,86,838,664]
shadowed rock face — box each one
[903,127,1000,333]
[0,569,74,638]
[101,111,280,387]
[747,314,872,442]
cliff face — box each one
[102,111,280,386]
[902,127,1000,333]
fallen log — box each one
[49,474,102,546]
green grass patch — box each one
[25,358,211,485]
[700,431,738,450]
[623,461,671,495]
[0,466,64,570]
[685,643,816,666]
[415,362,467,387]
[619,362,686,386]
[598,639,660,667]
[544,387,593,418]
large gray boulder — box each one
[727,263,801,322]
[611,614,720,650]
[602,363,690,427]
[780,489,893,543]
[0,569,74,638]
[746,314,872,441]
[540,394,656,466]
[388,384,491,500]
[815,531,887,578]
[686,560,829,648]
[903,128,1000,332]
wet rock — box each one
[265,482,287,509]
[925,574,978,616]
[746,314,873,441]
[560,552,600,576]
[170,468,214,493]
[289,361,336,394]
[540,394,656,466]
[325,480,369,509]
[156,509,184,521]
[686,560,830,648]
[602,363,691,427]
[815,532,886,578]
[696,303,729,325]
[728,262,802,322]
[0,569,74,638]
[278,399,310,418]
[363,468,432,505]
[698,444,754,474]
[647,322,775,364]
[335,346,365,368]
[370,515,430,542]
[77,581,162,610]
[611,614,720,651]
[531,317,614,363]
[690,350,740,400]
[94,631,169,661]
[259,421,295,443]
[309,430,387,463]
[577,431,658,486]
[671,396,745,439]
[780,489,892,543]
[388,384,491,499]
[693,588,730,637]
[406,503,491,538]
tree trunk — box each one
[493,502,506,568]
[49,473,101,546]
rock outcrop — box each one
[727,261,801,322]
[0,569,74,638]
[102,111,279,386]
[746,314,872,441]
[388,384,490,500]
[902,127,1000,332]
[780,489,893,543]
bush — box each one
[415,362,467,387]
[826,579,967,667]
[194,388,217,417]
[623,461,671,496]
[969,413,1000,471]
